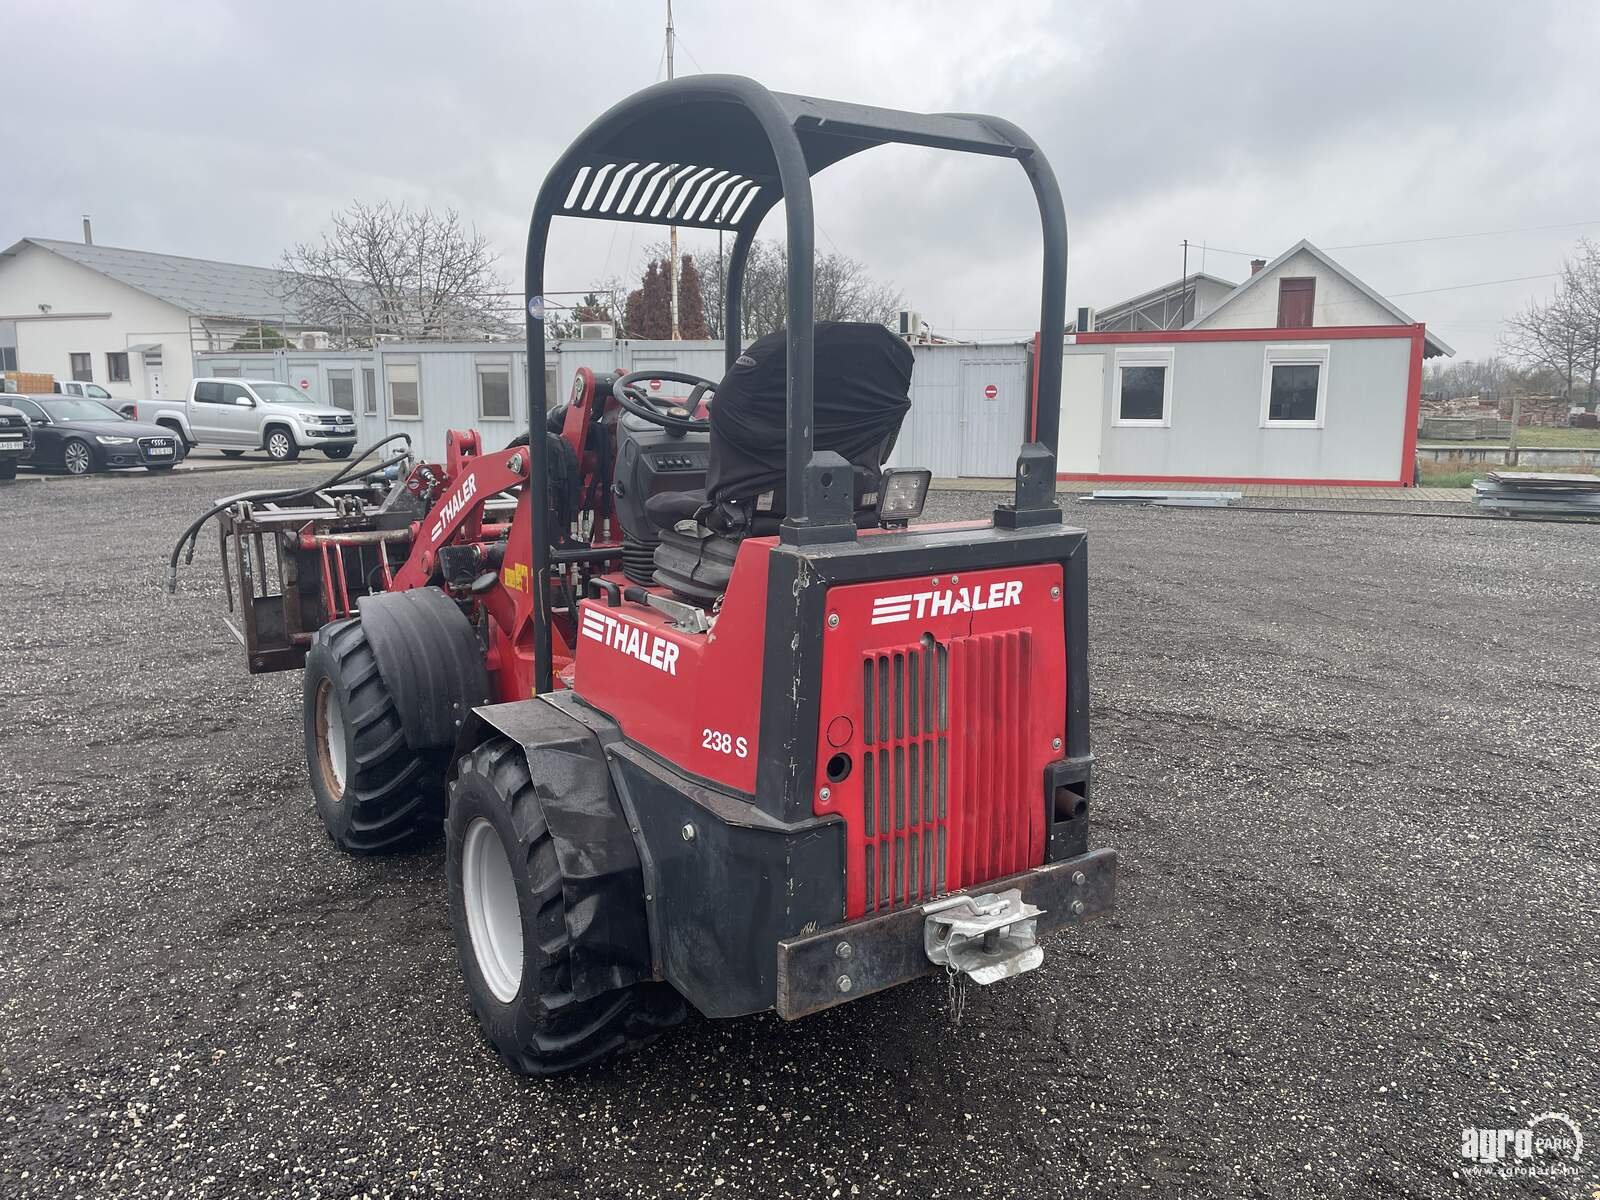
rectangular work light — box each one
[876,468,932,527]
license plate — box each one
[0,440,22,451]
[147,446,174,456]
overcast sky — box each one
[7,0,1598,358]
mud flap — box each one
[464,698,654,1000]
[355,589,490,751]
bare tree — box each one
[281,201,509,345]
[1501,238,1600,406]
[643,238,903,342]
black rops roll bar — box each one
[524,74,1067,692]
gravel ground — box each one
[1,469,1596,1199]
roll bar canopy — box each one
[525,75,1067,690]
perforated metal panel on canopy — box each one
[524,75,1069,690]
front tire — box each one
[302,619,443,853]
[265,428,300,461]
[0,460,15,481]
[323,444,354,460]
[62,439,95,476]
[447,738,684,1075]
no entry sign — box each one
[983,383,998,400]
[649,378,662,391]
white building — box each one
[1057,240,1453,486]
[0,235,310,406]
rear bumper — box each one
[774,847,1116,1019]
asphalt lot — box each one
[0,468,1595,1199]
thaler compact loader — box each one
[182,75,1116,1074]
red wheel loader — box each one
[182,75,1116,1074]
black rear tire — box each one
[302,618,444,853]
[446,738,685,1075]
[220,449,246,459]
[157,421,192,449]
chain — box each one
[945,962,968,1028]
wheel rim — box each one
[64,442,90,474]
[462,818,523,1003]
[312,678,347,796]
[269,433,291,458]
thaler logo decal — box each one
[429,474,478,543]
[870,579,1024,625]
[580,608,681,674]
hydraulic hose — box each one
[165,433,413,593]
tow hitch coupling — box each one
[923,888,1043,985]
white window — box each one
[361,367,377,416]
[476,356,512,421]
[1260,344,1330,428]
[385,359,421,420]
[1111,348,1174,427]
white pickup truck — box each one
[140,378,357,461]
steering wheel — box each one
[611,369,715,434]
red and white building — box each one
[1053,240,1453,487]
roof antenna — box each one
[82,215,93,246]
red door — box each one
[1277,277,1315,328]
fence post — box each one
[1508,392,1522,468]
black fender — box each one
[470,693,845,1019]
[459,697,654,1000]
[354,588,490,752]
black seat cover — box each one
[643,490,704,528]
[705,321,913,512]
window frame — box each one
[326,368,356,413]
[1111,348,1175,428]
[1259,343,1330,429]
[106,352,131,383]
[1276,276,1316,329]
[475,355,513,422]
[69,352,93,382]
[385,358,422,421]
[218,381,253,407]
[361,366,378,416]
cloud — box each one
[5,0,1597,357]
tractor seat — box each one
[651,321,914,604]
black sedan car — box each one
[0,401,34,480]
[7,395,185,475]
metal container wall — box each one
[195,338,1031,475]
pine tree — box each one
[677,256,709,339]
[625,261,673,339]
